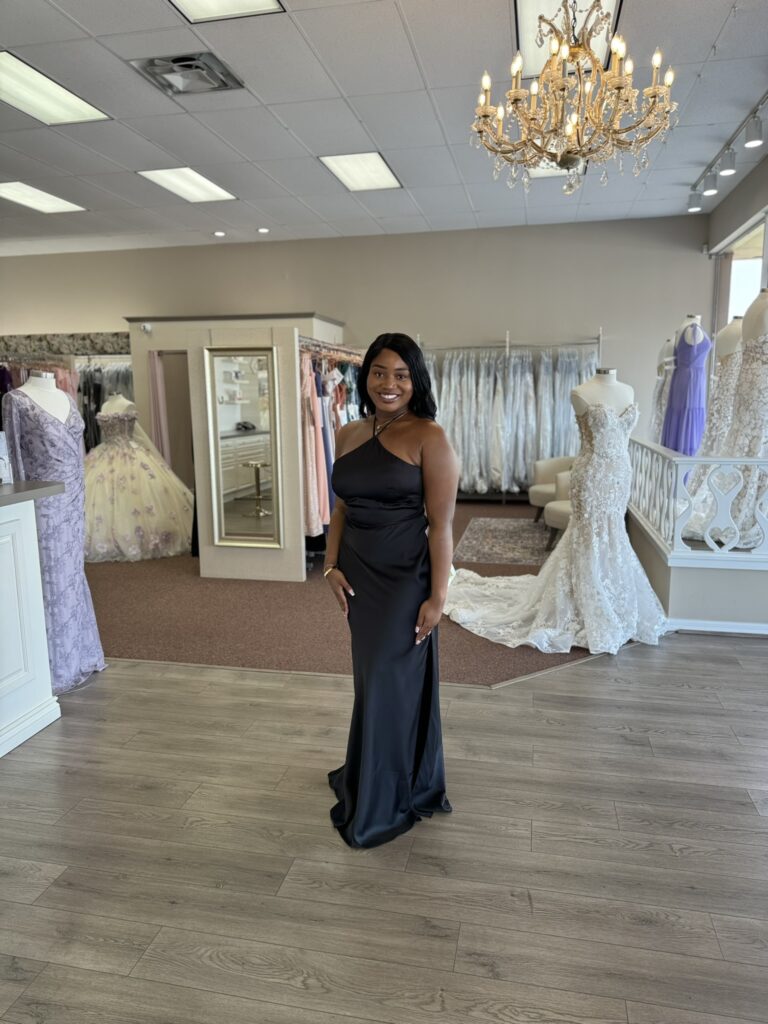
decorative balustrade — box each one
[629,439,768,565]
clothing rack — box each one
[426,329,603,363]
[299,337,364,365]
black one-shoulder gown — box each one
[328,427,451,848]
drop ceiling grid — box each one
[0,0,765,252]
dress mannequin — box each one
[571,368,634,416]
[715,316,743,359]
[18,371,70,423]
[657,338,674,375]
[661,315,712,454]
[677,313,702,345]
[743,287,768,340]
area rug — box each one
[454,516,551,565]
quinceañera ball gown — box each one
[328,423,451,848]
[84,410,193,562]
[445,403,668,655]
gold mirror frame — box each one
[204,347,283,549]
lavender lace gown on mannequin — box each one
[2,389,105,694]
[661,324,712,455]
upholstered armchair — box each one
[528,456,574,521]
[543,470,572,550]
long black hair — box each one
[358,333,437,420]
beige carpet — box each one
[85,502,589,687]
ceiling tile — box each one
[196,107,309,159]
[282,0,379,7]
[271,99,373,153]
[252,196,327,226]
[57,121,178,171]
[173,88,263,113]
[383,146,460,186]
[254,157,345,194]
[408,184,471,215]
[526,206,578,224]
[14,39,180,117]
[0,143,67,180]
[123,113,244,164]
[351,91,443,149]
[99,27,206,59]
[0,129,124,175]
[0,0,87,45]
[631,198,688,218]
[617,0,730,65]
[632,166,695,202]
[399,0,514,88]
[378,215,429,233]
[80,170,193,205]
[424,212,477,230]
[579,168,649,202]
[290,223,341,237]
[576,201,634,222]
[432,85,481,145]
[191,161,290,199]
[466,181,526,210]
[136,203,231,232]
[295,1,423,96]
[194,15,339,104]
[652,123,733,170]
[475,209,526,227]
[450,142,498,184]
[209,201,281,228]
[13,175,140,211]
[0,103,43,133]
[354,189,420,217]
[678,57,768,128]
[298,192,367,219]
[710,0,768,60]
[51,0,184,36]
[328,217,385,235]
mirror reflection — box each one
[208,349,281,547]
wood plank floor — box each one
[2,632,768,1023]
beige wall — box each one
[0,215,713,434]
[709,155,768,253]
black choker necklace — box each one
[373,408,408,436]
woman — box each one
[325,333,458,848]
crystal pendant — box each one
[617,155,624,174]
[600,168,609,186]
[522,168,531,193]
[493,158,502,181]
[639,150,649,171]
[506,167,518,189]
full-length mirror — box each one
[206,349,281,547]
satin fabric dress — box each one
[328,423,451,848]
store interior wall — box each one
[0,215,713,434]
[160,351,195,491]
[709,156,768,254]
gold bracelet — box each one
[323,564,337,578]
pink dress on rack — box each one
[301,353,323,537]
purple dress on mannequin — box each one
[2,389,105,694]
[661,323,712,455]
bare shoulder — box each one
[415,418,450,449]
[335,419,370,458]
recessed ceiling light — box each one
[320,153,401,192]
[257,227,270,234]
[515,0,619,70]
[687,190,703,213]
[138,167,236,202]
[0,181,85,213]
[169,0,282,22]
[213,230,227,237]
[0,52,108,125]
[719,148,737,176]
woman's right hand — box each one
[326,568,355,617]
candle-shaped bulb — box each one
[652,49,662,69]
[564,121,574,137]
[478,93,485,106]
[625,57,634,75]
[569,111,579,125]
[481,72,491,91]
[550,36,560,55]
[610,35,620,54]
[496,103,504,122]
[584,78,593,92]
[530,79,539,96]
[560,42,570,61]
[511,51,523,77]
[617,38,626,59]
[664,67,674,87]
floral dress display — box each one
[84,410,193,561]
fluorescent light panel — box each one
[0,52,108,125]
[0,181,85,213]
[170,0,282,22]
[320,153,401,192]
[138,167,236,202]
[515,0,620,73]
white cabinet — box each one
[220,434,272,497]
[0,483,61,757]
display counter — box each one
[0,481,63,756]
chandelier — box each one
[472,0,676,195]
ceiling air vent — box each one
[129,53,243,96]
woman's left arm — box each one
[415,424,459,645]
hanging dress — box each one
[661,324,713,455]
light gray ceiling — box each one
[0,0,766,255]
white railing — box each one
[629,439,768,565]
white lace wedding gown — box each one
[683,347,742,504]
[686,332,768,548]
[445,402,668,655]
